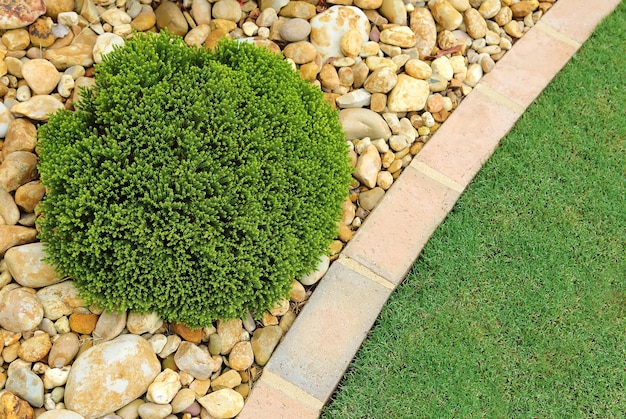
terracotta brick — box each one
[411,87,521,188]
[343,167,461,284]
[481,26,578,111]
[541,0,622,44]
[262,262,392,402]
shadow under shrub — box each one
[37,32,352,328]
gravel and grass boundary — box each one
[322,2,626,417]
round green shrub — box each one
[37,31,352,328]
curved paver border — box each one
[238,1,622,416]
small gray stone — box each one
[6,366,44,407]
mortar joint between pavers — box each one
[259,370,325,411]
[534,20,582,49]
[473,82,527,115]
[407,161,466,194]
[336,255,396,290]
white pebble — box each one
[57,74,75,98]
[242,21,258,36]
[16,85,31,102]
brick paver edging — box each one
[239,1,622,416]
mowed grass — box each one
[323,3,626,418]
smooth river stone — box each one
[4,242,61,288]
[64,334,161,418]
[0,225,37,256]
[379,0,407,25]
[197,389,244,419]
[21,58,60,95]
[339,108,391,141]
[353,144,381,189]
[36,280,85,320]
[0,0,46,29]
[430,0,463,31]
[0,286,44,332]
[387,74,430,112]
[10,95,64,121]
[44,28,98,70]
[310,6,370,62]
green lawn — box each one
[323,3,626,418]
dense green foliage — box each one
[38,32,352,328]
[324,3,626,417]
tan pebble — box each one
[359,187,385,211]
[404,59,432,79]
[14,181,44,213]
[0,151,38,192]
[131,9,157,31]
[503,20,523,38]
[463,8,487,39]
[210,18,237,32]
[2,29,31,50]
[278,1,317,19]
[261,311,278,326]
[188,378,211,397]
[370,93,387,113]
[538,2,552,14]
[184,24,210,46]
[481,55,496,73]
[48,332,80,368]
[283,41,317,64]
[204,28,229,50]
[228,341,254,371]
[510,0,539,18]
[340,29,363,58]
[155,1,189,36]
[197,389,244,418]
[270,297,290,317]
[478,0,501,19]
[365,56,397,72]
[380,26,416,48]
[495,6,512,26]
[217,318,243,355]
[18,332,51,362]
[351,61,369,88]
[379,0,407,25]
[338,66,354,87]
[426,93,445,113]
[299,62,319,82]
[329,239,343,256]
[319,64,340,90]
[430,0,463,31]
[410,141,424,155]
[289,280,306,302]
[377,171,394,190]
[0,189,20,226]
[5,57,23,78]
[363,66,397,94]
[359,41,379,57]
[234,383,250,398]
[432,109,450,122]
[337,223,353,242]
[354,0,383,8]
[388,158,404,173]
[279,309,296,332]
[21,59,60,95]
